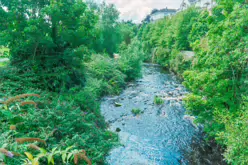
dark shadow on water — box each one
[183,131,227,165]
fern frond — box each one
[0,148,14,158]
[4,94,40,106]
[28,144,40,151]
[20,101,37,107]
[16,138,46,145]
[74,150,92,165]
[9,125,16,130]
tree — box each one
[93,2,121,55]
[0,0,98,90]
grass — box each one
[154,96,164,105]
[131,108,143,116]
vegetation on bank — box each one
[0,1,143,164]
[0,47,9,57]
[139,0,248,164]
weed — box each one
[154,96,164,105]
[131,108,143,116]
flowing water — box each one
[101,64,199,165]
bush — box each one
[0,91,118,165]
[153,47,171,67]
[86,54,126,95]
[223,97,248,164]
[117,38,144,81]
[0,47,9,57]
[169,50,192,76]
[0,1,101,91]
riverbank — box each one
[0,44,143,164]
[139,2,248,163]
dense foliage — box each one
[140,0,248,164]
[1,0,247,164]
[0,0,143,164]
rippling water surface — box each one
[101,64,198,165]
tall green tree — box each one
[0,0,97,90]
[93,2,121,55]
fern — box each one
[16,138,46,145]
[3,94,40,106]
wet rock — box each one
[184,136,227,165]
[115,102,122,107]
[116,128,121,132]
[183,115,197,128]
[117,118,123,122]
[120,114,128,117]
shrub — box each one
[0,91,118,164]
[153,47,171,67]
[86,54,126,95]
[169,50,193,76]
[0,1,99,90]
[117,38,144,81]
[223,98,248,164]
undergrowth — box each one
[0,37,143,164]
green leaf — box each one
[39,148,47,154]
[0,110,13,119]
[67,153,73,162]
[25,152,34,160]
[62,153,67,163]
[32,158,39,165]
[47,155,54,165]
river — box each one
[101,64,200,164]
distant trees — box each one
[93,3,137,55]
[94,3,121,55]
